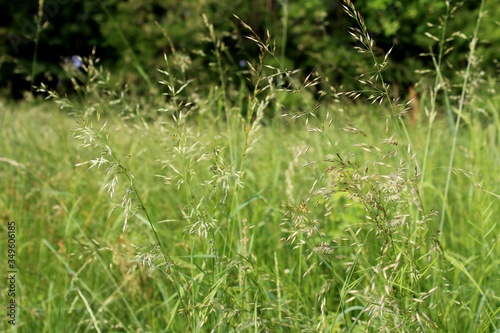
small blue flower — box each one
[71,55,82,68]
[239,59,247,68]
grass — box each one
[1,94,498,332]
[1,1,499,332]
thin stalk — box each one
[204,15,240,259]
[346,0,426,214]
[420,0,453,188]
[279,0,289,65]
[439,0,485,238]
[437,2,455,135]
[78,122,190,321]
[31,0,45,94]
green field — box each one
[1,80,499,332]
[1,1,499,332]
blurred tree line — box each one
[0,0,498,100]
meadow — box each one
[1,1,499,332]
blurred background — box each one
[1,0,498,101]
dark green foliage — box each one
[0,0,498,100]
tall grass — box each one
[1,1,499,332]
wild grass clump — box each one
[2,0,498,332]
